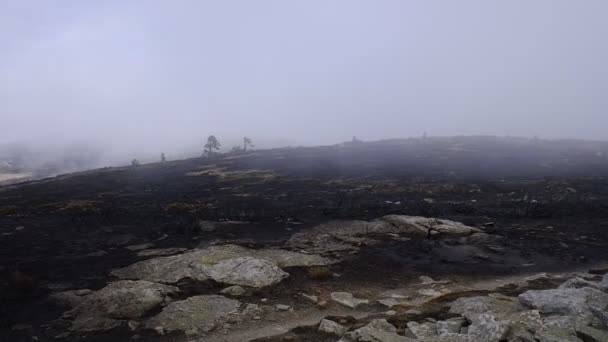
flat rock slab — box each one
[518,287,608,318]
[331,292,369,309]
[68,280,179,321]
[112,244,331,287]
[146,295,240,333]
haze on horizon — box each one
[1,0,607,163]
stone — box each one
[146,295,240,333]
[300,293,318,303]
[559,277,605,291]
[418,289,443,297]
[436,318,466,336]
[68,280,178,320]
[518,287,608,318]
[576,325,608,342]
[220,285,247,297]
[406,321,437,338]
[112,244,331,287]
[467,313,508,342]
[318,319,348,336]
[276,304,291,311]
[378,298,400,308]
[202,256,289,288]
[338,319,413,342]
[331,292,369,308]
[449,296,519,321]
[590,306,608,328]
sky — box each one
[1,1,607,162]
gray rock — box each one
[220,285,247,297]
[406,321,437,338]
[146,295,240,333]
[318,319,348,336]
[112,244,330,287]
[202,256,289,288]
[467,313,508,342]
[436,317,466,336]
[559,277,605,291]
[575,325,608,342]
[275,304,291,311]
[504,310,543,341]
[68,280,178,320]
[331,292,369,308]
[338,319,414,342]
[449,296,519,321]
[590,306,608,328]
[518,287,608,318]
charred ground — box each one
[2,136,608,341]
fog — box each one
[1,1,607,166]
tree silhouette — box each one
[160,153,166,163]
[243,137,254,151]
[204,135,221,156]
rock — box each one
[378,298,401,308]
[146,295,240,333]
[467,313,508,342]
[67,280,178,322]
[275,304,291,311]
[600,273,608,288]
[338,319,413,342]
[559,277,606,291]
[405,309,422,316]
[220,285,247,297]
[418,289,443,297]
[503,310,543,341]
[590,306,608,328]
[436,317,466,336]
[419,276,436,284]
[125,243,154,251]
[49,289,93,308]
[331,292,369,308]
[318,319,348,336]
[137,248,188,257]
[112,244,330,287]
[576,325,608,342]
[449,296,519,321]
[518,287,608,318]
[202,256,289,288]
[380,216,481,237]
[300,293,318,303]
[406,321,437,338]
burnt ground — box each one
[1,136,608,341]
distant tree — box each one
[131,158,140,167]
[204,135,221,156]
[243,137,254,151]
[160,153,166,163]
[422,132,428,140]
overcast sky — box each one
[1,1,607,158]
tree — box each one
[131,158,140,167]
[204,135,221,156]
[160,153,166,163]
[243,137,254,151]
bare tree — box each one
[160,153,166,163]
[243,137,254,151]
[204,135,221,156]
[131,158,140,167]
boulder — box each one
[146,295,240,333]
[202,257,289,288]
[436,317,466,336]
[331,292,369,308]
[68,280,178,320]
[406,321,437,339]
[518,287,608,318]
[338,319,414,342]
[112,244,331,287]
[318,319,348,336]
[559,277,606,292]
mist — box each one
[2,1,608,166]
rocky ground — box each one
[2,137,608,341]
